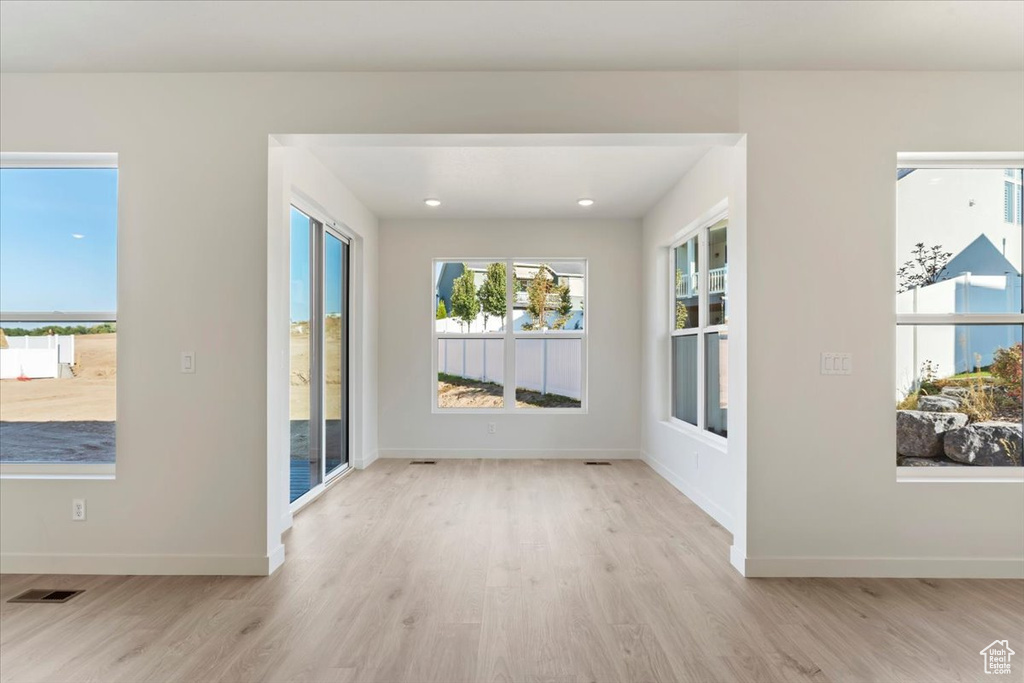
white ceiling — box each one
[2,1,1022,73]
[286,134,730,219]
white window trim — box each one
[432,257,588,414]
[0,156,119,479]
[0,152,118,169]
[895,156,1024,481]
[897,466,1023,483]
[0,463,115,479]
[667,204,729,440]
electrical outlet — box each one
[487,422,497,435]
[72,499,86,521]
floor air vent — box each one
[8,589,84,604]
[584,461,612,466]
[410,460,437,465]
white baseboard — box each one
[379,448,639,460]
[730,545,747,576]
[355,449,379,469]
[267,544,286,575]
[0,552,279,576]
[641,450,735,533]
[742,556,1024,579]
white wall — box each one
[378,219,641,459]
[267,145,379,545]
[1,71,1020,578]
[739,72,1023,578]
[641,145,747,538]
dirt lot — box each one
[290,327,345,421]
[437,373,582,409]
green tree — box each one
[551,283,572,329]
[674,269,688,329]
[477,262,507,330]
[450,266,481,332]
[897,243,952,293]
[522,264,556,330]
[435,299,448,320]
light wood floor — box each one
[1,459,1021,683]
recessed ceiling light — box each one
[577,198,595,207]
[424,198,441,207]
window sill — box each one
[0,463,115,480]
[432,407,587,415]
[662,418,728,452]
[896,466,1023,483]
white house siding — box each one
[897,168,1022,277]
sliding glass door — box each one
[323,231,349,477]
[290,206,350,505]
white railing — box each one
[676,266,728,298]
[514,291,562,307]
[708,266,727,296]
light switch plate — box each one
[821,352,852,375]
[180,351,196,374]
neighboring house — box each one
[896,168,1024,392]
[436,261,584,331]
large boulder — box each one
[940,386,968,398]
[943,422,1023,466]
[896,410,969,458]
[917,395,961,412]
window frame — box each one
[667,205,729,445]
[1006,168,1023,225]
[431,257,588,414]
[895,154,1024,481]
[0,153,119,478]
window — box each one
[1006,169,1023,225]
[0,155,118,468]
[433,259,585,411]
[670,215,728,438]
[896,162,1023,468]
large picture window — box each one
[0,155,118,467]
[670,214,728,438]
[433,259,586,411]
[896,161,1023,468]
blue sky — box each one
[290,207,344,322]
[0,168,118,313]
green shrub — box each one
[991,343,1022,401]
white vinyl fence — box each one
[515,338,582,399]
[0,348,59,379]
[437,337,583,400]
[438,339,505,385]
[896,274,1024,395]
[0,335,74,379]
